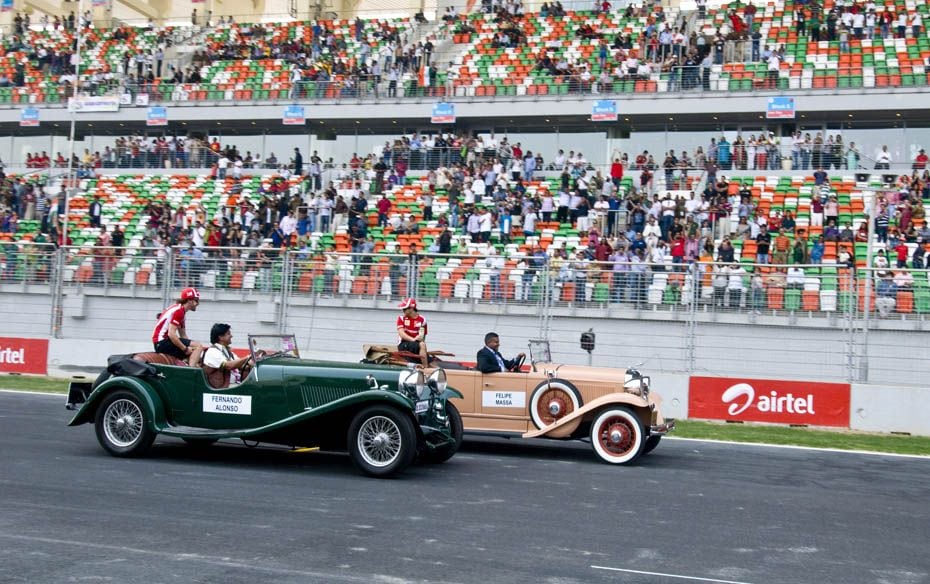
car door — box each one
[471,372,530,433]
[443,368,480,415]
[172,363,289,430]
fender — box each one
[442,387,464,401]
[67,376,168,430]
[522,392,652,439]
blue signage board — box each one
[283,105,305,125]
[592,100,618,122]
[766,96,796,119]
[431,102,455,124]
[146,106,167,126]
[20,107,39,127]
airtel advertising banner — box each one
[0,337,49,375]
[689,376,850,427]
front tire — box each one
[94,390,156,457]
[642,435,661,455]
[420,401,463,464]
[348,406,418,477]
[589,407,644,465]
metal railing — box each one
[2,242,928,383]
[5,62,927,111]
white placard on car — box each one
[202,393,252,415]
[482,391,526,408]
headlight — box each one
[427,369,447,393]
[623,376,650,398]
[399,369,427,399]
[623,378,644,396]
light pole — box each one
[62,0,85,248]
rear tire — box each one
[529,380,582,429]
[348,405,417,477]
[94,390,156,457]
[420,401,463,464]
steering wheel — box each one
[511,353,526,372]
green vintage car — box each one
[66,334,463,477]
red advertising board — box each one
[0,337,49,375]
[689,376,850,427]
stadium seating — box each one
[697,1,930,91]
[447,10,668,95]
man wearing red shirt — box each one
[152,287,203,364]
[377,194,392,227]
[396,297,429,366]
[610,157,624,187]
[895,240,909,268]
[914,149,928,170]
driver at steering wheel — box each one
[476,332,526,373]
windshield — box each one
[528,339,551,364]
[249,334,300,363]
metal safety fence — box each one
[2,242,927,383]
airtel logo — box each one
[721,383,816,415]
[0,347,26,364]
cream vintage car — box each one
[363,340,675,465]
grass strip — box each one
[0,375,70,394]
[675,420,930,456]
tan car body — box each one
[363,345,675,464]
[443,364,667,436]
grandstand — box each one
[1,0,929,323]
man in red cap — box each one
[152,287,204,365]
[396,297,429,367]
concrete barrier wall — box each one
[849,384,930,436]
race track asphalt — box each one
[1,391,928,584]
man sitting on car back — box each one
[203,323,254,389]
[476,332,526,373]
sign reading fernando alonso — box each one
[689,376,850,427]
[0,337,49,375]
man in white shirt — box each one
[726,263,746,309]
[478,207,493,242]
[202,323,253,389]
[217,154,230,179]
[280,210,298,236]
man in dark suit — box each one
[476,332,526,373]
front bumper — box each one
[650,419,676,435]
[419,424,456,451]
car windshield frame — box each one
[248,334,301,364]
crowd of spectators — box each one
[4,131,930,315]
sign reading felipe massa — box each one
[688,376,850,427]
[0,337,49,375]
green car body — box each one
[68,350,463,478]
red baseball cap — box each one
[398,298,417,310]
[181,287,201,301]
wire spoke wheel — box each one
[348,406,417,477]
[94,390,156,457]
[357,415,403,467]
[103,398,144,448]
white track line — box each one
[0,389,65,397]
[591,565,755,584]
[665,436,930,460]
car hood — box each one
[533,363,629,382]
